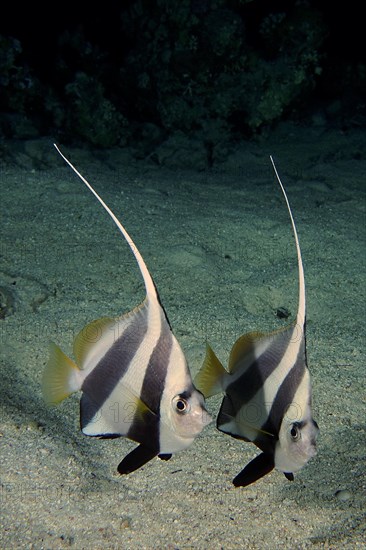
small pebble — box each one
[335,489,352,501]
[276,306,291,319]
[120,517,132,529]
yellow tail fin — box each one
[42,343,81,405]
[194,343,227,398]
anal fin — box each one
[117,444,158,475]
[233,453,274,488]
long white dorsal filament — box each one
[54,143,157,299]
[270,155,306,326]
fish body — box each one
[42,145,211,474]
[195,157,318,487]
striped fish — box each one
[42,145,211,475]
[194,157,319,487]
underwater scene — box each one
[1,123,365,548]
[1,2,365,547]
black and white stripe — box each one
[80,302,150,434]
[218,320,306,448]
[127,314,174,445]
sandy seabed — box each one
[1,123,365,549]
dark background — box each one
[1,1,364,165]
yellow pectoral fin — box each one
[42,343,81,405]
[194,343,227,398]
[81,380,157,437]
[219,408,275,441]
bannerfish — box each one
[42,144,211,475]
[194,156,319,487]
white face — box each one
[158,386,212,454]
[158,336,212,454]
[275,416,319,474]
[170,389,212,438]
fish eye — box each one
[173,395,189,414]
[290,424,301,441]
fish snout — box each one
[308,438,318,458]
[201,407,213,427]
[308,419,319,457]
[188,405,212,435]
